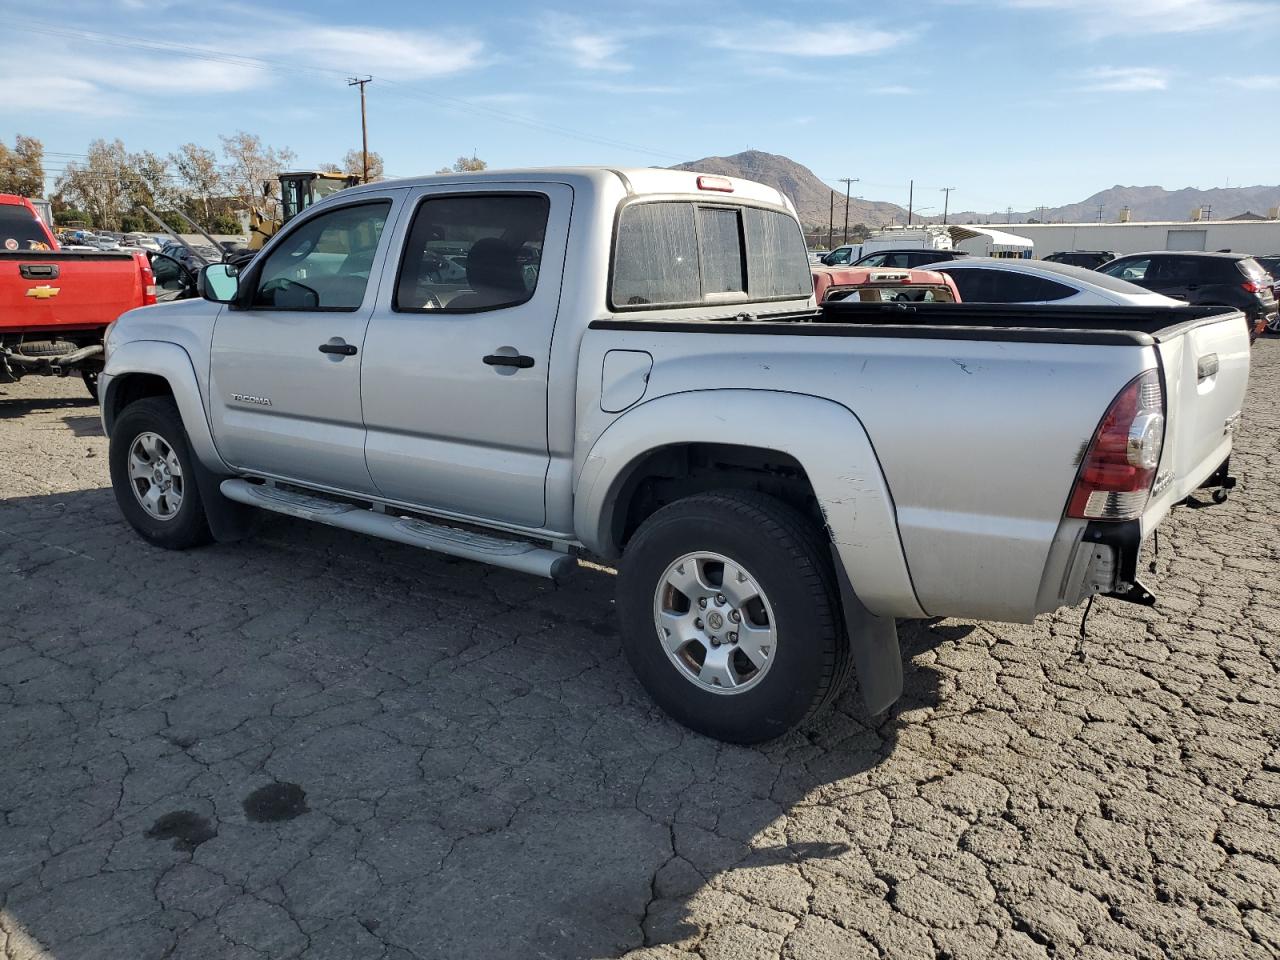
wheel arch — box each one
[574,389,925,619]
[102,341,228,473]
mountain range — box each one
[671,151,907,232]
[671,151,1280,228]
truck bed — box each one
[582,300,1250,622]
[595,302,1246,346]
[1,250,148,336]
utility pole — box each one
[828,190,834,249]
[940,186,955,225]
[1096,202,1104,223]
[838,177,858,243]
[1006,206,1013,223]
[1038,205,1046,223]
[907,179,914,225]
[347,76,373,181]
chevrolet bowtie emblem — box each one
[25,285,60,299]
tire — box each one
[82,365,101,400]
[11,339,77,357]
[616,491,850,743]
[109,396,212,550]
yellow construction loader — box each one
[248,171,361,250]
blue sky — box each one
[2,0,1279,212]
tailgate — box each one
[0,252,144,335]
[1148,310,1250,519]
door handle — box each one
[318,341,358,356]
[483,353,535,369]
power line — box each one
[0,16,688,164]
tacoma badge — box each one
[232,393,272,406]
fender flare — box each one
[102,339,228,474]
[574,389,925,620]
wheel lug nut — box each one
[698,598,707,609]
[694,618,703,629]
[729,610,741,623]
[715,594,726,605]
[728,632,738,643]
[709,637,720,647]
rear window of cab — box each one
[0,204,53,250]
[610,201,811,309]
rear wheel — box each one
[109,397,212,549]
[616,491,849,743]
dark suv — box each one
[1043,250,1116,270]
[853,249,969,268]
[1098,251,1277,340]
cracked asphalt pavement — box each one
[2,343,1278,960]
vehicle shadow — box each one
[0,489,944,960]
[0,391,97,419]
[59,415,104,438]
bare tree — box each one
[54,139,131,230]
[343,148,384,181]
[0,134,46,197]
[321,150,384,180]
[435,155,487,174]
[170,143,224,222]
[219,131,297,208]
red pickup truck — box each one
[1,194,160,398]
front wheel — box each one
[109,396,212,549]
[616,491,850,743]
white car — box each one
[924,257,1181,306]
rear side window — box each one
[612,201,810,308]
[0,204,53,250]
[1237,257,1268,282]
[945,268,1075,303]
[395,193,550,312]
[1101,258,1150,282]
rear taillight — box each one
[1241,280,1262,294]
[138,252,157,306]
[1066,369,1165,521]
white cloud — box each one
[1008,0,1272,35]
[539,15,631,72]
[872,84,916,95]
[710,20,912,57]
[1076,66,1170,92]
[1222,74,1280,89]
[286,26,485,79]
[575,82,681,95]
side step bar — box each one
[219,479,575,580]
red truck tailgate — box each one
[0,251,147,335]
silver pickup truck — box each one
[99,167,1251,743]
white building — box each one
[954,219,1280,259]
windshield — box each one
[0,204,54,250]
[312,178,351,200]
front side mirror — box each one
[200,262,240,304]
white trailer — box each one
[957,219,1280,260]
